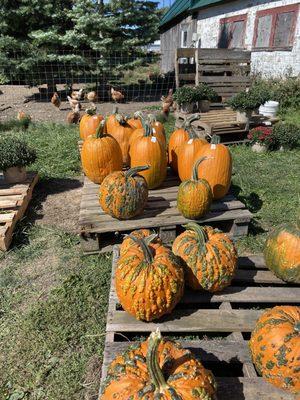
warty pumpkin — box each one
[79,107,104,140]
[130,121,167,189]
[115,235,184,321]
[264,223,300,283]
[168,115,200,172]
[119,228,162,257]
[249,305,300,394]
[81,121,123,184]
[100,329,217,400]
[99,166,149,220]
[177,157,212,219]
[194,135,232,199]
[172,223,237,292]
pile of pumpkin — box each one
[79,108,232,221]
[79,107,299,399]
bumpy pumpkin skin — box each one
[172,224,237,292]
[81,128,123,184]
[264,224,300,283]
[177,179,212,220]
[177,138,207,182]
[100,333,217,400]
[79,114,104,140]
[249,306,300,394]
[99,167,149,220]
[195,136,232,199]
[116,240,184,321]
[119,229,162,257]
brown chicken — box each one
[51,92,61,108]
[66,104,81,124]
[111,87,124,103]
[17,111,31,121]
[67,96,82,111]
[86,91,97,103]
[71,88,84,101]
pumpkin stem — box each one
[141,119,152,137]
[211,135,221,144]
[133,111,143,120]
[147,329,170,394]
[86,106,97,116]
[95,120,105,138]
[147,114,156,124]
[125,165,150,177]
[115,113,128,126]
[112,105,118,115]
[192,156,213,181]
[183,222,208,248]
[127,235,154,264]
[182,113,200,131]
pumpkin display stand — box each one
[79,170,252,254]
[0,172,39,251]
[98,246,300,400]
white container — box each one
[259,101,279,118]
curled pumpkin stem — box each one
[86,106,97,116]
[95,120,105,138]
[192,156,214,181]
[125,165,150,178]
[183,222,209,251]
[127,235,154,264]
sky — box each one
[159,0,173,6]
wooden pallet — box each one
[79,173,252,254]
[100,246,299,400]
[0,172,39,251]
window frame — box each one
[218,14,248,49]
[253,4,299,51]
[181,29,188,48]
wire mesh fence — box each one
[0,50,176,104]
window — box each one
[253,4,299,50]
[181,30,188,48]
[218,14,247,49]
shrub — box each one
[248,126,277,150]
[272,122,300,150]
[173,86,198,105]
[0,136,37,170]
[194,84,218,101]
[271,77,300,112]
[229,84,271,112]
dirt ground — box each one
[0,85,160,123]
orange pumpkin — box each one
[99,166,149,220]
[177,133,207,182]
[81,121,122,184]
[100,329,217,399]
[119,229,162,257]
[177,157,212,219]
[127,111,143,130]
[172,223,237,292]
[249,305,300,394]
[130,122,167,189]
[105,105,119,133]
[148,113,166,137]
[168,115,199,172]
[116,235,184,321]
[107,114,134,166]
[194,134,232,199]
[79,108,104,140]
[129,117,166,149]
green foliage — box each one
[0,136,36,170]
[195,84,218,101]
[270,77,300,112]
[0,118,31,132]
[173,86,198,105]
[272,122,300,150]
[229,83,271,112]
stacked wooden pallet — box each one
[99,247,299,400]
[0,172,38,251]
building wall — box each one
[197,0,300,77]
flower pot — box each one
[180,102,195,114]
[199,100,210,113]
[4,166,27,183]
[236,110,252,130]
[252,143,267,153]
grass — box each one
[0,116,299,399]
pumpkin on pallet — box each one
[100,329,217,399]
[194,135,232,200]
[264,223,300,284]
[249,305,300,394]
[79,107,104,140]
[116,235,184,321]
[130,121,167,189]
[81,121,122,184]
[119,228,162,257]
[177,157,212,220]
[168,114,200,173]
[99,166,149,220]
[172,223,237,292]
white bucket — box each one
[259,101,279,118]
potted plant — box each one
[173,86,197,114]
[272,122,300,151]
[0,136,37,183]
[247,126,275,152]
[194,84,218,112]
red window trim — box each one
[218,14,248,49]
[253,3,299,51]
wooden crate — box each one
[79,173,252,254]
[99,246,299,400]
[0,172,39,251]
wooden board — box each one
[0,172,39,251]
[79,172,252,254]
[99,247,299,400]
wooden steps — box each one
[99,247,299,400]
[0,172,38,251]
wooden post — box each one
[175,49,179,88]
[195,48,199,86]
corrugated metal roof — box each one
[160,0,224,27]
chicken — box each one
[86,91,97,103]
[71,88,84,101]
[51,92,61,108]
[17,111,31,121]
[111,87,124,103]
[67,96,82,111]
[161,89,173,105]
[66,104,81,124]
